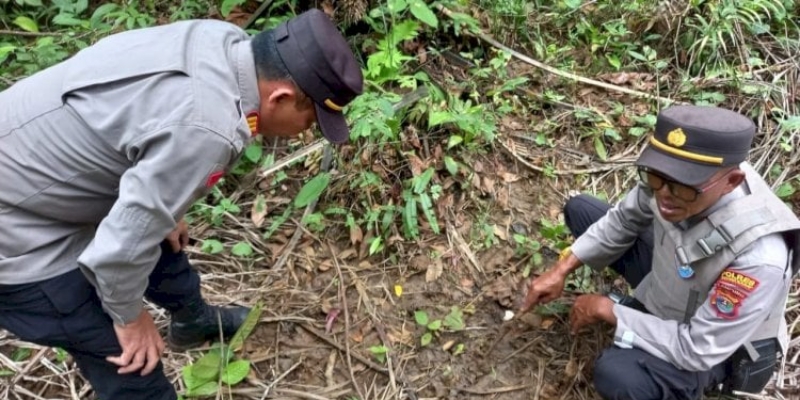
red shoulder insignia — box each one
[246,111,260,137]
[205,170,224,188]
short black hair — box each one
[251,30,292,81]
[251,29,309,105]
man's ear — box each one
[258,80,297,108]
[723,169,746,193]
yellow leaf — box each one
[394,285,403,297]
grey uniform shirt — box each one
[570,184,791,371]
[0,20,260,325]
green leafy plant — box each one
[369,345,390,363]
[181,301,263,397]
[414,306,465,347]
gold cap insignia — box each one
[667,128,686,147]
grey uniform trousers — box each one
[564,195,728,400]
[0,241,199,400]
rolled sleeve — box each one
[78,126,236,324]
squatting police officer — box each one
[520,105,800,399]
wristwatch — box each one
[607,292,624,304]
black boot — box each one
[167,298,250,351]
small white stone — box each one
[503,310,515,321]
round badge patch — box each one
[710,290,740,319]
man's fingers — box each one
[118,350,146,374]
[141,346,160,376]
[105,349,133,368]
[180,231,190,249]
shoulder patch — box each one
[205,170,225,188]
[710,268,760,320]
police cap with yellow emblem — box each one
[274,9,364,144]
[635,105,755,186]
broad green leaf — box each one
[191,352,221,381]
[775,182,796,199]
[229,301,264,352]
[53,13,85,26]
[443,307,465,331]
[409,0,438,28]
[594,137,607,161]
[403,194,419,238]
[418,193,440,234]
[414,310,428,326]
[368,236,383,255]
[421,332,433,346]
[182,365,200,391]
[231,242,253,257]
[14,16,39,33]
[294,173,330,207]
[413,168,434,194]
[244,143,262,163]
[201,239,224,255]
[447,135,464,149]
[220,0,246,17]
[429,110,454,127]
[90,3,119,22]
[220,360,250,385]
[444,156,458,175]
[208,344,234,363]
[387,0,408,13]
[369,345,388,355]
[24,0,43,6]
[427,320,442,331]
[186,381,218,397]
[0,370,14,377]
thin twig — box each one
[299,323,389,375]
[454,383,533,395]
[329,242,366,400]
[0,29,62,37]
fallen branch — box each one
[435,5,684,106]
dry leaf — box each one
[350,224,363,245]
[541,318,555,330]
[425,258,443,282]
[493,225,508,241]
[499,172,520,183]
[251,194,267,228]
[407,154,425,177]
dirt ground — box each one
[175,153,614,400]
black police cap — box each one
[636,105,755,186]
[274,9,364,144]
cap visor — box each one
[315,103,350,144]
[635,147,720,187]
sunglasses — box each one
[637,167,733,202]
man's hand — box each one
[518,252,583,314]
[107,310,165,376]
[166,219,189,253]
[569,294,616,335]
